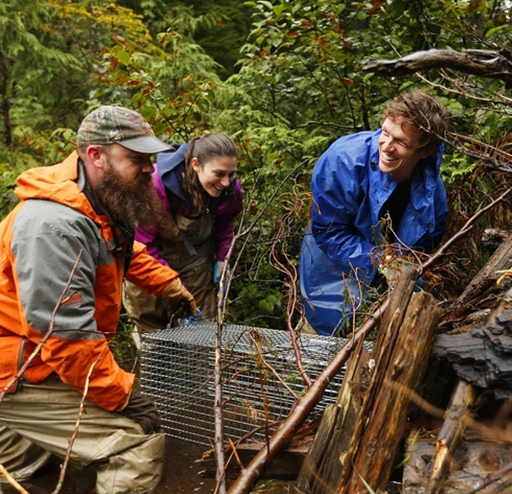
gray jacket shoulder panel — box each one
[11,200,109,339]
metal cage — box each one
[140,322,368,446]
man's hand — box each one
[119,392,161,434]
[162,278,197,320]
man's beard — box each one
[95,163,164,229]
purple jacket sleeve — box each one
[134,170,170,267]
[215,180,243,261]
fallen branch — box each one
[424,380,476,494]
[363,48,512,88]
[226,301,387,494]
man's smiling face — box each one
[378,117,433,183]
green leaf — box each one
[117,50,132,66]
[258,1,274,11]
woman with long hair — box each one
[123,133,243,345]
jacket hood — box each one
[156,143,188,202]
[15,151,101,223]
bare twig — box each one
[268,187,312,387]
[0,251,83,492]
[212,160,310,494]
[248,329,299,399]
[0,464,30,494]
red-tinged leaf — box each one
[113,35,125,44]
[128,80,140,86]
[147,81,155,89]
[143,88,151,95]
[286,32,300,38]
[342,77,354,85]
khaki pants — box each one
[0,376,165,494]
[124,237,217,341]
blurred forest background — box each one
[2,0,512,339]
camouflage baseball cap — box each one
[76,105,173,154]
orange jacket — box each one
[0,152,179,410]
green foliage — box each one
[3,0,512,334]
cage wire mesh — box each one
[140,322,371,446]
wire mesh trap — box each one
[140,322,371,446]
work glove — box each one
[182,307,202,326]
[213,261,232,295]
[163,278,197,320]
[213,261,225,284]
[119,392,161,434]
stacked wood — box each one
[404,240,512,493]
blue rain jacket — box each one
[299,129,448,336]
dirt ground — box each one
[0,437,294,494]
[0,437,216,494]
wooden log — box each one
[341,289,441,494]
[296,339,370,494]
[445,232,512,322]
[424,379,476,494]
[296,269,419,494]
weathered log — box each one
[444,232,512,322]
[296,269,422,494]
[341,289,441,494]
[433,286,512,397]
[296,339,370,494]
[424,379,476,494]
[362,48,512,87]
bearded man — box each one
[299,89,450,336]
[0,106,197,493]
